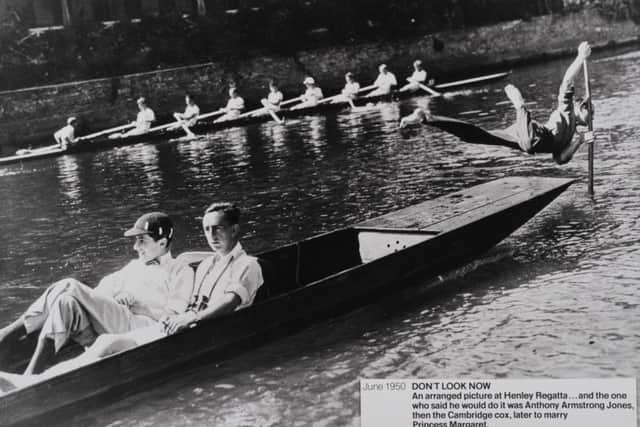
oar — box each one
[233,103,285,124]
[258,95,303,113]
[196,108,226,121]
[231,95,304,123]
[145,120,183,134]
[583,60,595,195]
[76,123,136,141]
[417,83,442,97]
[316,84,377,106]
[145,109,224,134]
[238,107,284,124]
[265,109,284,124]
[279,96,303,108]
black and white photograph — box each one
[0,1,638,425]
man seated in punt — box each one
[0,203,263,392]
[0,212,194,375]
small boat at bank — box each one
[0,72,510,166]
[0,176,572,425]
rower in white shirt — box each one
[53,117,78,150]
[332,72,361,104]
[170,94,200,138]
[400,60,429,92]
[215,87,245,122]
[258,80,284,113]
[290,76,324,110]
[366,64,397,97]
[107,97,157,138]
[127,97,156,134]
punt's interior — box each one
[180,227,440,303]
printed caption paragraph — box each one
[360,378,636,427]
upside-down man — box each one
[400,42,595,165]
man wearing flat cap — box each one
[0,212,194,374]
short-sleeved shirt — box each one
[342,81,361,97]
[303,87,324,104]
[267,90,284,106]
[409,70,427,83]
[182,104,200,126]
[188,242,263,312]
[373,72,398,93]
[54,125,75,148]
[225,96,245,112]
[136,107,156,130]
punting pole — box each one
[583,60,595,195]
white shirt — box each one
[54,125,75,142]
[183,104,200,121]
[342,81,361,97]
[302,87,323,104]
[267,90,284,106]
[225,96,245,112]
[373,72,398,93]
[190,242,263,311]
[408,69,427,83]
[95,251,194,321]
[136,107,156,130]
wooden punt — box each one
[0,175,573,425]
[0,72,510,166]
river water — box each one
[0,48,638,426]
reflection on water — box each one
[1,48,639,426]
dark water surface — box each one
[1,49,639,426]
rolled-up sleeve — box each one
[225,259,264,309]
[167,263,195,314]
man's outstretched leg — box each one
[504,83,525,109]
[497,84,542,154]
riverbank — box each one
[0,9,638,152]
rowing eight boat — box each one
[0,71,510,166]
[0,176,572,425]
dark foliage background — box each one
[0,0,635,90]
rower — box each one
[290,76,324,110]
[108,98,156,138]
[366,64,397,97]
[332,72,361,104]
[126,97,156,135]
[170,94,200,138]
[257,80,284,114]
[215,86,245,123]
[400,60,428,92]
[53,117,78,150]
